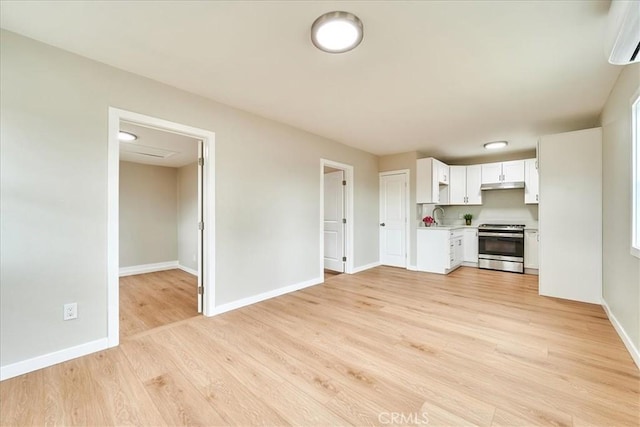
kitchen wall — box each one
[422,189,538,227]
[600,62,640,360]
[177,162,198,272]
[119,161,178,267]
[0,30,379,368]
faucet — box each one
[432,206,445,226]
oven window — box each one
[479,237,524,257]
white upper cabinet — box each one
[436,160,449,184]
[466,165,482,204]
[524,158,539,204]
[448,166,467,204]
[481,160,525,184]
[416,157,449,204]
[502,160,525,182]
[448,165,482,205]
[481,162,502,184]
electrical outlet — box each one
[63,303,77,321]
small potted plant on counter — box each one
[423,216,435,227]
[463,213,473,226]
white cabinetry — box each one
[524,158,539,204]
[524,230,539,271]
[436,160,449,184]
[538,128,602,304]
[417,158,449,204]
[417,229,463,274]
[448,165,482,205]
[463,228,478,264]
[481,160,525,184]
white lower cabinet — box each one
[463,228,478,264]
[417,229,464,274]
[524,229,539,271]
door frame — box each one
[379,170,410,268]
[107,107,216,348]
[320,159,354,276]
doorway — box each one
[320,159,354,280]
[118,122,201,337]
[379,170,409,268]
[323,166,345,279]
[107,108,215,348]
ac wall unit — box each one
[605,0,640,65]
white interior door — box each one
[324,170,345,272]
[197,140,204,313]
[379,173,407,267]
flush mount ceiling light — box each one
[311,11,363,53]
[118,131,137,142]
[484,141,508,150]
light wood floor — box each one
[1,267,638,426]
[324,268,343,281]
[120,269,199,338]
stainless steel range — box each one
[478,224,525,273]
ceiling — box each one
[119,122,199,168]
[0,1,623,160]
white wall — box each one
[0,30,379,367]
[600,62,640,356]
[120,161,178,267]
[177,162,198,272]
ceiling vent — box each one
[120,142,178,159]
[605,0,640,65]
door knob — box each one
[380,223,386,226]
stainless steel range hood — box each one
[480,181,525,190]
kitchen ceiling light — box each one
[311,11,363,53]
[118,131,137,141]
[484,141,508,150]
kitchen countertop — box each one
[417,225,474,230]
[418,223,538,231]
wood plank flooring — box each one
[1,266,638,426]
[119,269,198,338]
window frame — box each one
[632,90,640,258]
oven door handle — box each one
[478,232,523,238]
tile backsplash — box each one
[420,189,538,226]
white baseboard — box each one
[407,264,418,271]
[352,262,381,274]
[1,338,108,381]
[602,299,640,369]
[212,276,323,316]
[177,264,198,276]
[119,261,178,277]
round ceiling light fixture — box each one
[484,141,508,150]
[118,131,137,142]
[311,11,363,53]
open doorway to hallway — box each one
[118,122,201,338]
[321,159,354,282]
